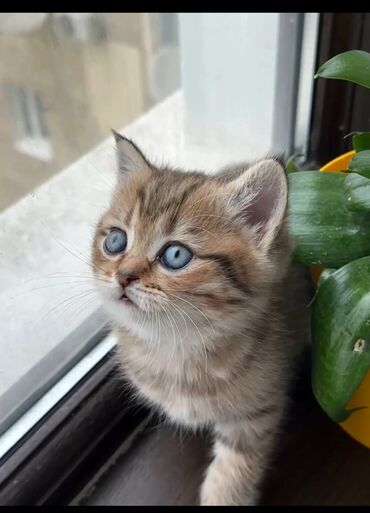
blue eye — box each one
[161,244,193,270]
[104,229,127,255]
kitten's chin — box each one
[100,295,149,336]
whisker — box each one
[40,221,108,276]
[7,271,109,295]
[159,302,177,372]
[164,297,209,387]
[65,293,99,327]
[164,303,185,372]
[33,288,98,330]
[8,275,110,302]
[166,292,215,334]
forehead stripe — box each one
[165,182,201,233]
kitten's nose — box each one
[117,271,139,288]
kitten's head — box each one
[92,132,291,350]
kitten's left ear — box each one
[112,130,151,176]
[225,159,288,250]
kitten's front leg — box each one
[200,415,281,506]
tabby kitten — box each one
[92,132,308,505]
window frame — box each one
[4,83,52,161]
[0,340,150,505]
[0,308,108,440]
[308,12,370,165]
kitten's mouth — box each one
[119,291,136,307]
[120,292,131,302]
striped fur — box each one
[91,135,310,505]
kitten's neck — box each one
[115,296,271,378]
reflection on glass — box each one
[0,13,180,211]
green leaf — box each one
[288,171,370,268]
[317,268,336,288]
[345,172,370,212]
[311,257,370,423]
[285,153,303,174]
[344,131,370,151]
[348,150,370,178]
[353,132,370,153]
[315,50,370,89]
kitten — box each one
[91,132,309,506]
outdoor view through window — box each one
[0,13,317,455]
[0,13,182,438]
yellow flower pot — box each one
[312,150,370,448]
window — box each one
[5,84,52,161]
[0,12,321,505]
[0,12,182,453]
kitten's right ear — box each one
[224,159,288,252]
[112,130,151,176]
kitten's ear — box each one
[225,159,288,249]
[112,130,151,176]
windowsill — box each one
[0,347,149,505]
[72,371,370,506]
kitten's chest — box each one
[117,338,221,426]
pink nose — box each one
[117,271,138,288]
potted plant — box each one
[288,50,370,448]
